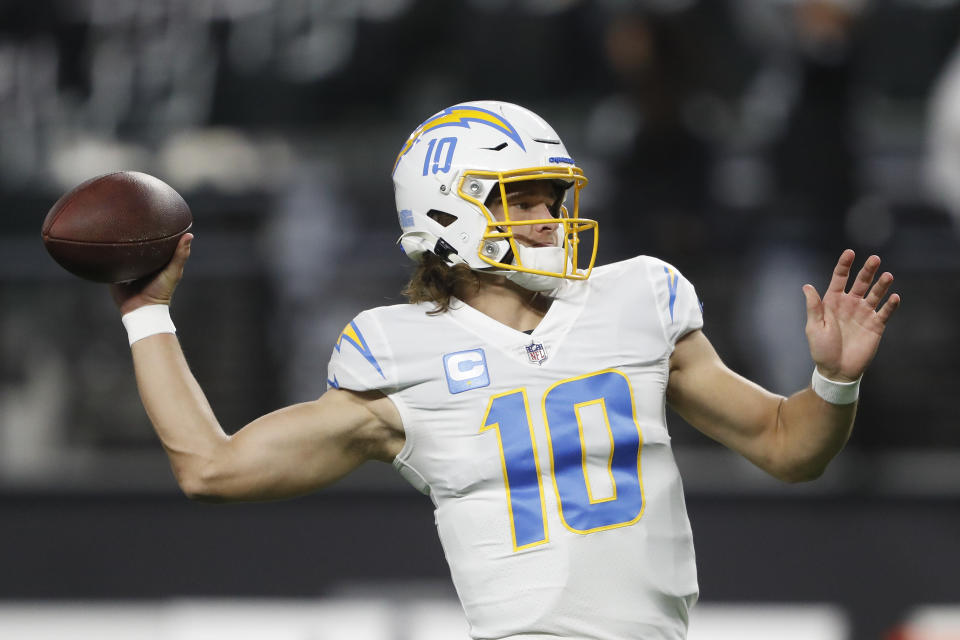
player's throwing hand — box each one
[802,249,901,382]
[110,233,194,316]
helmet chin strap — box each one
[404,230,569,293]
[504,245,567,293]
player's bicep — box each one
[667,330,783,469]
[194,388,403,502]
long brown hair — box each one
[402,252,481,314]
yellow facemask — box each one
[457,167,597,282]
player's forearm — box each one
[772,388,857,482]
[129,333,230,496]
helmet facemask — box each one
[459,168,596,290]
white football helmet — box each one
[392,100,597,291]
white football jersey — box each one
[327,256,703,640]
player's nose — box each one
[530,208,558,244]
[534,219,558,234]
[534,204,558,227]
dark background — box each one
[1,1,959,638]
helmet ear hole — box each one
[427,209,458,227]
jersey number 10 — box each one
[480,369,645,551]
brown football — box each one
[41,171,193,283]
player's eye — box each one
[512,197,547,211]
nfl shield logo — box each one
[525,341,548,366]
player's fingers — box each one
[864,271,893,309]
[827,249,856,294]
[876,292,901,324]
[849,254,881,298]
[178,232,193,256]
[167,234,193,268]
[803,284,824,326]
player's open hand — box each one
[110,233,193,316]
[802,249,900,382]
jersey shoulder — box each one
[590,255,680,279]
[326,302,436,393]
[327,304,414,391]
[588,256,704,345]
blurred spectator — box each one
[261,160,362,405]
[925,41,960,232]
[587,6,715,264]
[733,0,862,395]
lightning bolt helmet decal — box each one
[393,105,526,175]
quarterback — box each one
[112,101,900,639]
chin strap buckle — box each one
[433,237,459,263]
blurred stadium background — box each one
[1,0,959,638]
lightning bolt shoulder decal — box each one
[663,266,679,323]
[335,320,386,379]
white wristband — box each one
[811,368,861,405]
[121,304,176,346]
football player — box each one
[112,101,900,639]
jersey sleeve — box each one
[646,258,704,346]
[325,310,396,393]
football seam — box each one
[42,172,127,235]
[42,222,193,245]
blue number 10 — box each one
[421,136,457,176]
[480,369,645,551]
